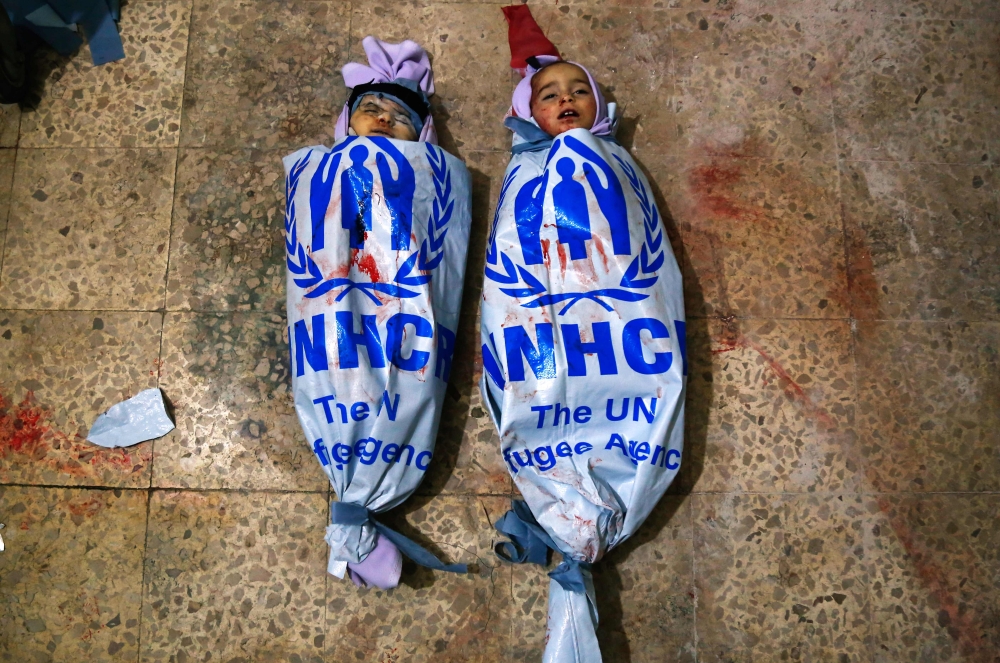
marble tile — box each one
[18,0,190,148]
[0,311,160,487]
[140,490,328,663]
[694,493,871,662]
[840,161,1000,321]
[326,495,512,663]
[0,486,147,662]
[836,106,999,165]
[830,0,1000,18]
[350,3,513,158]
[526,5,674,155]
[166,149,287,313]
[644,152,847,319]
[511,496,696,662]
[833,16,1000,115]
[0,148,176,311]
[686,318,859,494]
[667,0,1000,18]
[420,150,511,497]
[856,321,1000,492]
[832,15,1000,164]
[155,311,328,490]
[672,10,836,161]
[868,494,1000,662]
[181,0,349,149]
[0,104,18,147]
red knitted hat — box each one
[502,4,560,70]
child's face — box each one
[349,95,419,141]
[529,63,598,137]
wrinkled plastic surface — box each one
[283,137,471,576]
[480,128,686,663]
[86,388,175,448]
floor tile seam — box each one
[838,157,1000,167]
[0,146,17,286]
[633,149,842,165]
[0,307,168,314]
[664,6,1000,22]
[687,314,853,322]
[689,314,1000,325]
[684,489,1000,496]
[0,483,333,495]
[135,483,153,663]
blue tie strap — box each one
[494,499,593,593]
[330,501,467,574]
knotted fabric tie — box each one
[330,502,467,574]
[494,499,592,593]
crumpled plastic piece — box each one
[86,388,174,448]
[0,523,5,552]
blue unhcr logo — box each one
[285,137,455,303]
[485,136,664,315]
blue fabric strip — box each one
[505,116,620,155]
[330,501,468,574]
[77,1,123,66]
[5,0,124,64]
[494,499,592,594]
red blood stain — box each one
[711,332,834,429]
[540,238,552,270]
[593,238,609,272]
[351,250,381,282]
[876,497,992,662]
[556,243,568,277]
[688,161,762,224]
[0,390,147,477]
[67,496,104,519]
[714,324,987,653]
[827,210,882,319]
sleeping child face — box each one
[529,62,598,137]
[349,94,419,141]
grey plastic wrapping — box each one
[86,388,175,448]
[283,137,472,577]
[480,128,686,662]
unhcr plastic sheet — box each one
[480,128,686,662]
[284,136,472,580]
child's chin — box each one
[555,123,588,135]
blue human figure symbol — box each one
[565,135,631,256]
[308,150,342,252]
[551,158,592,260]
[514,170,550,265]
[370,137,416,251]
[342,144,374,249]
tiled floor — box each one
[0,0,998,661]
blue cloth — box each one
[3,0,123,65]
[330,501,468,574]
[494,499,592,593]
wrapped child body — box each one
[481,18,687,661]
[284,38,472,590]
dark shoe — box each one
[0,8,26,104]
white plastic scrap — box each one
[86,388,175,448]
[0,523,5,552]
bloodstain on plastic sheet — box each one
[352,250,382,282]
[0,390,148,479]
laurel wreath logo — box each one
[484,151,664,315]
[285,141,454,304]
